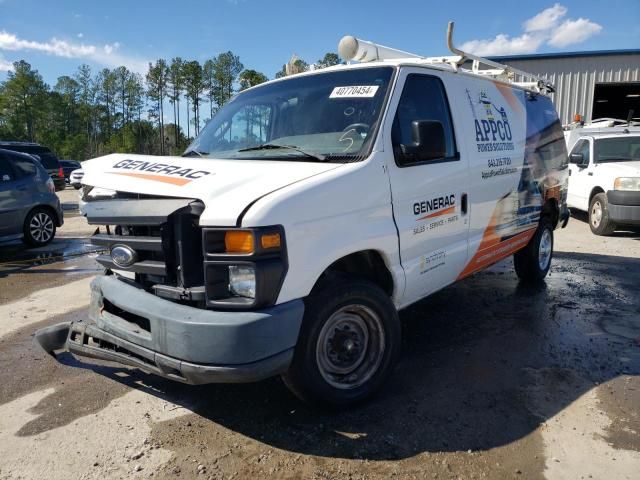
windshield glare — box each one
[595,136,640,162]
[186,67,394,161]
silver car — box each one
[0,148,64,246]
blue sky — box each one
[1,0,639,85]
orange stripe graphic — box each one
[458,228,535,280]
[109,172,191,186]
[416,205,456,221]
[493,81,524,114]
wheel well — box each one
[313,250,394,297]
[541,198,559,228]
[589,187,605,205]
[25,205,60,227]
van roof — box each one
[262,23,553,96]
[259,59,544,96]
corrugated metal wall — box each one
[497,54,640,125]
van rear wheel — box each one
[514,219,553,282]
[282,277,400,408]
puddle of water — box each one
[0,239,105,274]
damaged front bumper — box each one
[35,275,304,384]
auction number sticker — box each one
[330,85,379,98]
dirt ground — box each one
[0,192,638,480]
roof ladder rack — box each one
[444,22,555,94]
[338,22,555,95]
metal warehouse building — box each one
[489,50,640,126]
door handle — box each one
[588,172,593,176]
[461,193,468,215]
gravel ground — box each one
[0,208,638,480]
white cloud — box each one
[548,18,603,47]
[0,30,148,73]
[524,3,567,32]
[459,4,602,56]
[460,33,545,56]
[0,55,13,72]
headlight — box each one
[614,177,640,191]
[203,226,286,309]
[228,265,256,298]
[82,186,118,201]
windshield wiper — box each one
[183,150,208,158]
[238,143,326,162]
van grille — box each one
[92,201,206,307]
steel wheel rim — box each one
[30,212,54,243]
[316,304,386,390]
[591,201,602,228]
[538,228,552,270]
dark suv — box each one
[0,142,66,191]
[0,148,64,246]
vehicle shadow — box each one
[57,251,640,460]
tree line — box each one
[0,52,341,161]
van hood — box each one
[82,153,342,225]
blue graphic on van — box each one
[473,90,514,153]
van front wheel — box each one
[283,277,400,408]
[514,219,553,282]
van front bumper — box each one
[35,275,304,384]
[607,191,640,225]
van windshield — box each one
[185,67,394,162]
[594,136,640,162]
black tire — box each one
[282,277,401,408]
[514,218,554,282]
[589,193,616,236]
[23,207,56,247]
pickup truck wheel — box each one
[22,207,56,247]
[514,219,553,282]
[589,193,616,235]
[282,278,400,408]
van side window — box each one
[524,93,568,169]
[392,74,457,166]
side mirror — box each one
[569,152,588,167]
[400,120,446,163]
[569,152,583,164]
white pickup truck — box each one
[565,123,640,235]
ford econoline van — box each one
[36,24,569,407]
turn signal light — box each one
[261,233,281,249]
[225,231,254,254]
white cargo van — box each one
[36,24,569,407]
[564,122,640,235]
